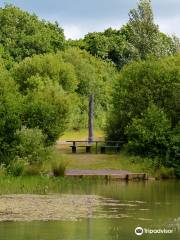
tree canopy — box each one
[0,1,179,171]
[0,5,65,65]
[75,0,180,68]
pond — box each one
[0,180,179,240]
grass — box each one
[42,139,154,176]
[42,129,155,176]
[59,129,104,141]
[0,175,103,195]
[55,126,153,175]
[56,149,154,174]
[0,129,176,195]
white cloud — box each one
[63,25,84,39]
[156,16,180,37]
[63,19,127,39]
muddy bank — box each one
[0,194,131,221]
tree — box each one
[126,104,171,158]
[0,5,65,64]
[60,48,117,128]
[127,0,159,59]
[23,83,71,145]
[106,54,180,141]
[0,60,23,162]
[12,53,78,93]
[83,29,140,68]
[126,0,180,59]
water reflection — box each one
[0,180,179,240]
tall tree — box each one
[127,0,159,59]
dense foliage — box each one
[106,55,180,169]
[12,48,116,129]
[0,1,179,174]
[74,0,180,69]
[0,61,23,163]
[0,5,65,66]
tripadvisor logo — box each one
[135,227,143,236]
[135,226,173,236]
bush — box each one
[7,158,26,176]
[107,55,180,141]
[60,48,117,128]
[155,166,175,179]
[12,53,78,93]
[23,164,42,176]
[15,127,48,164]
[0,164,6,176]
[169,123,180,166]
[51,159,68,177]
[0,61,23,163]
[0,5,65,63]
[23,83,71,144]
[126,104,171,158]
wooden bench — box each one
[67,140,124,154]
[70,145,92,153]
[100,145,120,154]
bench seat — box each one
[70,145,92,153]
[100,145,120,154]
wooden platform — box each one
[65,170,148,180]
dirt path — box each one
[66,169,130,176]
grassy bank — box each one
[0,176,104,195]
[0,129,177,188]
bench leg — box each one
[101,146,106,154]
[72,146,77,153]
[86,146,91,153]
[116,146,120,153]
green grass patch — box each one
[0,176,104,195]
[59,129,104,141]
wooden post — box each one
[88,95,94,143]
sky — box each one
[1,0,180,39]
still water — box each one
[0,180,179,240]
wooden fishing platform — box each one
[65,170,148,180]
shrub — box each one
[15,127,48,164]
[0,164,6,176]
[156,166,175,179]
[12,53,78,93]
[23,83,71,145]
[51,160,68,177]
[23,164,42,176]
[0,5,65,62]
[0,61,23,163]
[7,158,26,176]
[168,122,180,166]
[107,55,180,141]
[126,104,171,158]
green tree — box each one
[81,1,179,68]
[106,55,180,141]
[0,60,23,162]
[23,83,71,145]
[169,123,180,171]
[60,48,117,128]
[12,53,78,93]
[126,104,171,158]
[127,0,159,59]
[83,29,139,68]
[0,5,65,64]
[127,0,180,59]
